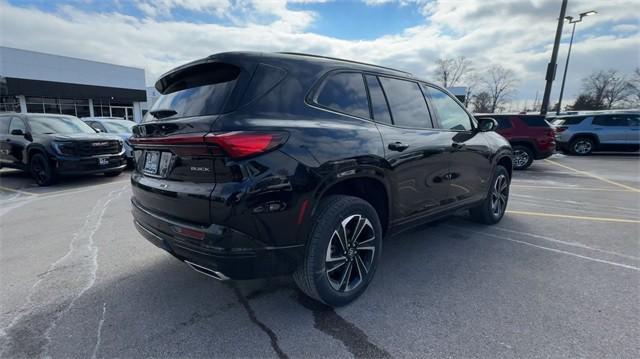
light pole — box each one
[556,10,597,115]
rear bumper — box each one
[534,148,555,160]
[131,198,304,280]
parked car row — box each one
[0,113,134,185]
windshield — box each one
[101,120,135,133]
[28,116,97,135]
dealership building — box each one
[0,46,147,122]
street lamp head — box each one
[580,10,597,17]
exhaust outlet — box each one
[184,260,230,281]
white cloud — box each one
[0,0,638,106]
[135,0,231,18]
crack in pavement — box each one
[297,293,391,359]
[230,284,288,359]
[0,186,125,358]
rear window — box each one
[593,115,631,126]
[492,116,512,129]
[552,116,585,126]
[145,62,240,122]
[520,116,550,127]
[314,72,370,119]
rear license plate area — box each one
[143,151,172,177]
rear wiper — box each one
[149,109,178,119]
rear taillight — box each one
[204,132,288,159]
[129,131,288,159]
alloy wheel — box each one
[513,149,530,168]
[325,214,375,292]
[490,174,508,217]
[31,158,48,183]
[573,140,592,154]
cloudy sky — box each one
[1,0,639,108]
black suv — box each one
[130,52,513,306]
[0,113,126,185]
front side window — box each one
[425,86,473,131]
[9,118,26,134]
[27,116,96,134]
[0,117,11,134]
[88,122,106,132]
[315,72,370,119]
[378,77,431,128]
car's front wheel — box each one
[294,195,382,307]
[470,165,510,224]
[29,153,57,186]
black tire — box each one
[293,195,382,307]
[104,170,123,177]
[569,137,594,156]
[469,165,510,224]
[512,145,534,170]
[29,153,56,186]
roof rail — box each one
[277,52,412,75]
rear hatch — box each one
[130,61,246,225]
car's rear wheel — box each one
[512,145,533,170]
[470,165,510,224]
[294,195,382,307]
[29,153,56,186]
[570,137,594,155]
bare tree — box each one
[470,91,492,113]
[479,65,518,113]
[581,69,633,109]
[433,56,472,88]
[626,67,640,107]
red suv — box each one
[488,114,556,170]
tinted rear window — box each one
[593,115,631,126]
[521,116,550,127]
[145,63,240,122]
[315,72,370,119]
[379,77,431,128]
[553,116,585,126]
[492,116,512,129]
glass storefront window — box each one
[27,103,45,113]
[76,105,91,118]
[0,96,21,112]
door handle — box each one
[452,142,466,150]
[388,142,409,152]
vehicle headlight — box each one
[52,141,76,156]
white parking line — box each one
[455,227,639,272]
[0,179,130,203]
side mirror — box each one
[476,117,498,132]
[94,128,104,133]
[10,129,24,136]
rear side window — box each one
[629,115,640,126]
[379,77,431,128]
[592,115,628,126]
[240,63,287,106]
[145,62,241,121]
[493,116,512,129]
[364,75,392,125]
[521,116,550,127]
[315,72,370,119]
[554,117,585,126]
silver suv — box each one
[552,112,640,155]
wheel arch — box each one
[313,173,391,236]
[496,154,513,180]
[569,133,600,145]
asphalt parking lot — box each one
[0,154,638,358]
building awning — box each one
[4,77,147,102]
